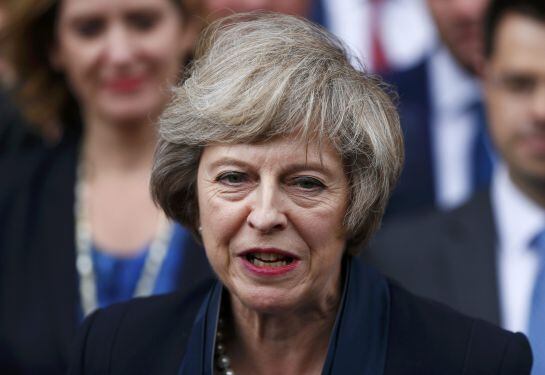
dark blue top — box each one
[90,223,190,309]
[67,255,532,374]
[178,256,390,374]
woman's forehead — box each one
[199,137,343,172]
[57,0,175,18]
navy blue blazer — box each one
[0,134,215,374]
[383,60,436,218]
[69,256,532,374]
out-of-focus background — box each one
[2,0,545,373]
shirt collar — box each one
[429,45,482,116]
[492,163,545,255]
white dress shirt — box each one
[323,0,437,71]
[429,47,483,210]
[493,164,544,333]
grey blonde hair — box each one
[151,12,404,254]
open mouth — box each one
[245,252,295,268]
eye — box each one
[126,11,161,31]
[499,75,536,95]
[216,171,248,186]
[72,17,105,38]
[291,176,325,191]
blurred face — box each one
[484,13,545,203]
[204,0,311,19]
[52,0,190,125]
[197,137,348,314]
[427,0,490,75]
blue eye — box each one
[293,176,325,190]
[217,172,247,185]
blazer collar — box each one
[178,256,390,375]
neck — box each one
[82,112,158,177]
[226,291,339,375]
[510,169,545,210]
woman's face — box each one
[197,137,349,313]
[52,0,190,125]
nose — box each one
[246,181,287,234]
[103,24,135,65]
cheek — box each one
[58,44,96,83]
[487,95,520,149]
[148,42,183,66]
[293,206,346,255]
[62,60,96,103]
[199,191,248,249]
[146,27,188,71]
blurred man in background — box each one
[324,0,437,74]
[367,0,545,371]
[385,0,494,216]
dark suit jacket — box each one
[365,191,501,326]
[0,89,42,157]
[0,134,215,374]
[68,256,531,375]
[383,60,435,217]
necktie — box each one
[529,230,545,374]
[469,100,494,191]
[369,0,389,73]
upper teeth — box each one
[255,253,283,262]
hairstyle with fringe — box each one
[151,11,404,254]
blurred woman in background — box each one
[0,0,213,373]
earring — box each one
[198,226,203,232]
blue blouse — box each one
[89,223,191,310]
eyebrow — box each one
[207,157,337,179]
[208,158,251,171]
[282,163,336,179]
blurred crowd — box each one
[0,0,544,373]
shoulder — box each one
[68,278,215,375]
[0,90,43,157]
[0,136,78,254]
[0,134,78,195]
[385,282,532,374]
[368,192,492,259]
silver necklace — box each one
[74,161,173,316]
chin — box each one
[104,107,161,126]
[231,284,302,314]
[99,97,164,124]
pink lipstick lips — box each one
[239,248,300,276]
[105,76,145,93]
